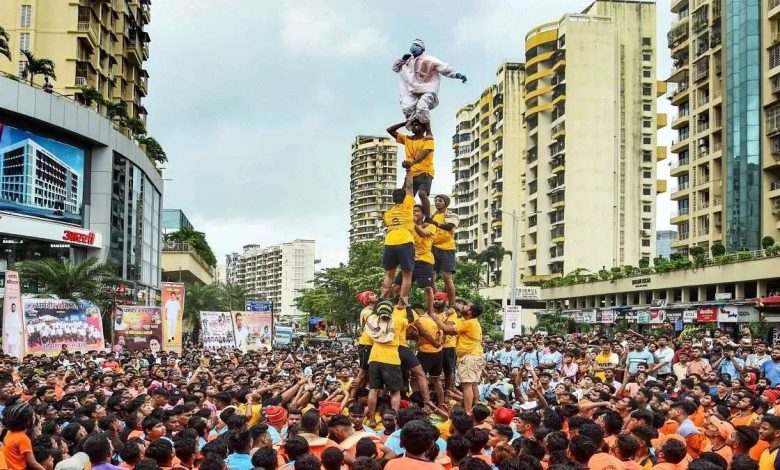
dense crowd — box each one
[0,306,779,470]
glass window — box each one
[19,33,30,52]
[20,5,31,28]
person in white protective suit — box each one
[392,38,467,129]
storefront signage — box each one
[0,213,102,248]
[717,306,759,323]
[581,310,596,324]
[632,278,651,288]
[715,293,733,301]
[63,230,96,246]
[649,309,666,324]
[599,311,615,324]
[637,311,650,324]
[683,310,697,322]
[514,286,541,300]
[666,311,682,322]
[697,306,719,322]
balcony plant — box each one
[762,236,776,250]
[711,242,726,257]
[20,50,56,87]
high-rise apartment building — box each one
[349,135,397,245]
[667,0,780,253]
[226,239,316,323]
[0,0,151,122]
[451,63,525,286]
[522,0,663,282]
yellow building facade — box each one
[0,0,150,122]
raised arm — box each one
[403,166,413,196]
[386,121,407,140]
[430,309,457,336]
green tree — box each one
[20,50,56,86]
[182,282,222,340]
[79,86,104,108]
[468,245,511,286]
[106,100,129,125]
[534,309,572,335]
[0,26,11,61]
[137,136,167,164]
[711,242,726,257]
[165,227,217,268]
[762,236,775,250]
[219,282,249,311]
[15,257,117,303]
[126,117,146,136]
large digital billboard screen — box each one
[0,122,85,224]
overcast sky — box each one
[145,0,675,269]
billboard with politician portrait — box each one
[23,299,104,354]
[231,311,272,352]
[161,282,185,352]
[0,122,85,224]
[2,271,23,359]
[200,311,235,351]
[113,306,163,353]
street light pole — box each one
[509,210,519,308]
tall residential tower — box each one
[522,0,663,282]
[349,135,397,245]
[451,63,526,286]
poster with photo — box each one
[2,271,24,359]
[113,306,163,353]
[231,311,273,352]
[23,299,104,354]
[200,311,235,350]
[161,282,185,352]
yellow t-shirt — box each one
[432,213,456,250]
[417,314,443,353]
[455,318,483,357]
[441,310,460,349]
[384,195,415,246]
[594,352,616,381]
[396,134,434,177]
[238,403,263,427]
[759,447,778,470]
[368,308,409,366]
[414,224,437,264]
[358,306,374,346]
[398,307,416,348]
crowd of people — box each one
[0,314,779,470]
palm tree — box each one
[20,50,56,86]
[470,245,512,286]
[106,101,129,125]
[14,257,118,304]
[78,86,105,108]
[137,136,167,164]
[126,117,146,136]
[182,283,222,340]
[0,27,11,61]
[220,282,249,311]
[165,227,217,267]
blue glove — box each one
[402,54,411,60]
[455,73,467,83]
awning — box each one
[758,296,780,306]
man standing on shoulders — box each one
[351,291,377,403]
[387,119,435,219]
[429,302,484,413]
[433,293,462,402]
[430,194,459,302]
[380,166,415,307]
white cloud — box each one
[278,0,387,58]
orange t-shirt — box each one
[712,445,733,465]
[3,431,32,470]
[385,456,445,470]
[731,413,757,427]
[750,440,770,461]
[660,420,680,436]
[588,452,623,470]
[623,460,645,470]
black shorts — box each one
[368,363,403,391]
[442,347,456,373]
[413,174,433,195]
[399,346,421,370]
[432,247,457,273]
[358,344,372,370]
[417,351,443,377]
[383,243,415,272]
[394,261,434,288]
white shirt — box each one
[235,326,250,350]
[165,299,181,320]
[393,52,459,95]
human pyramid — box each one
[348,38,488,428]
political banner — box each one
[23,299,104,354]
[200,311,235,351]
[649,309,666,324]
[600,311,615,324]
[503,306,522,340]
[161,282,185,352]
[697,306,718,323]
[2,271,23,359]
[231,311,273,351]
[113,306,163,353]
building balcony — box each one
[671,0,689,13]
[77,17,100,47]
[670,209,690,223]
[771,0,780,19]
[671,138,689,153]
[770,180,780,199]
[671,111,689,129]
[670,183,690,200]
[161,242,215,285]
[670,158,690,176]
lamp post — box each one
[493,209,521,308]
